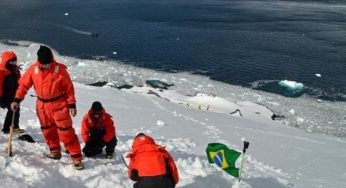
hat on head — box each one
[37,45,53,64]
[91,101,103,112]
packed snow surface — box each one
[0,83,345,188]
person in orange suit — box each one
[127,133,179,188]
[81,101,117,159]
[0,51,24,134]
[11,45,84,170]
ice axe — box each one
[6,109,16,157]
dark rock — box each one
[145,80,174,89]
[117,84,134,89]
[88,81,108,87]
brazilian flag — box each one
[206,143,241,177]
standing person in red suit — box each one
[81,101,117,159]
[0,51,24,134]
[11,45,84,170]
[127,133,179,188]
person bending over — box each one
[127,133,179,188]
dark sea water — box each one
[0,0,345,101]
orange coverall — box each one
[127,134,179,186]
[14,59,82,161]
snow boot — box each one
[44,153,62,160]
[73,161,84,170]
[106,153,113,159]
[13,128,25,133]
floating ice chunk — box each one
[157,120,165,126]
[196,93,215,97]
[315,74,322,77]
[289,109,295,115]
[112,51,117,55]
[296,117,304,126]
[317,99,322,103]
[105,82,116,87]
[306,126,314,133]
[278,80,304,93]
[64,12,69,16]
[77,62,87,66]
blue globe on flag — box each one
[213,152,223,168]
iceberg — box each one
[278,80,304,94]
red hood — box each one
[132,134,156,150]
[1,51,17,68]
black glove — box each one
[98,139,106,147]
[89,129,98,141]
[89,127,106,141]
[98,128,106,137]
[130,169,140,181]
[0,97,5,108]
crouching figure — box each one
[127,133,179,188]
[81,101,117,159]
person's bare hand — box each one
[11,102,19,111]
[70,108,77,117]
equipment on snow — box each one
[6,109,16,157]
[18,134,35,143]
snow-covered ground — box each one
[0,41,346,188]
[0,83,345,188]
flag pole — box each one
[238,138,250,183]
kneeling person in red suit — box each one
[81,101,117,159]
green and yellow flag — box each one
[206,143,241,177]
